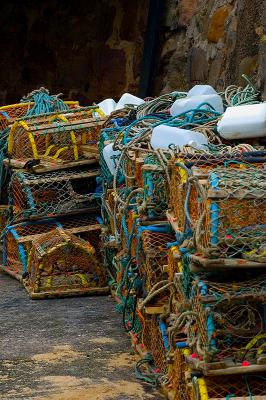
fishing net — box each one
[191,373,266,399]
[141,314,167,373]
[7,107,105,163]
[168,151,266,237]
[142,154,168,218]
[188,275,265,363]
[9,168,100,220]
[169,348,191,400]
[193,166,266,260]
[26,228,107,294]
[0,100,79,132]
[3,214,102,276]
[138,230,175,293]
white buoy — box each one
[188,84,218,97]
[115,93,144,110]
[170,94,224,116]
[150,125,209,150]
[217,103,266,139]
[102,143,121,175]
[98,98,117,116]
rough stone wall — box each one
[154,0,266,97]
[0,0,149,105]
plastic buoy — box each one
[151,125,209,150]
[188,84,218,97]
[98,98,117,116]
[170,94,224,116]
[217,103,266,139]
[102,143,121,175]
[115,93,144,110]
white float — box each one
[150,125,208,150]
[217,103,266,139]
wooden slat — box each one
[0,265,23,282]
[190,254,266,269]
[166,210,182,234]
[4,158,99,173]
[207,188,266,199]
[24,169,100,185]
[28,117,106,133]
[24,285,110,300]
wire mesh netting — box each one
[189,275,265,363]
[26,228,107,294]
[138,230,175,292]
[9,168,100,220]
[0,101,79,132]
[191,373,266,399]
[193,166,266,260]
[7,107,106,163]
[170,348,191,400]
[3,214,102,276]
[141,314,167,373]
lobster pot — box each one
[9,168,100,220]
[190,374,266,400]
[142,155,168,218]
[194,166,266,259]
[0,101,79,132]
[167,246,190,309]
[25,228,107,297]
[140,314,168,373]
[7,107,105,163]
[138,229,175,294]
[169,152,266,236]
[2,214,103,277]
[188,273,266,364]
[169,158,211,234]
[169,348,191,400]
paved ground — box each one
[0,272,164,400]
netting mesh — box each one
[193,373,266,399]
[142,154,168,218]
[3,214,102,276]
[138,230,175,292]
[194,166,266,259]
[26,228,106,293]
[189,276,265,362]
[141,314,167,373]
[7,108,105,162]
[0,101,79,132]
[170,348,191,400]
[9,168,100,220]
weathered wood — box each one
[27,117,106,133]
[17,224,101,245]
[24,284,110,300]
[142,164,164,172]
[0,265,23,282]
[144,305,169,314]
[24,169,100,185]
[190,254,266,269]
[207,188,266,199]
[4,158,99,173]
[186,355,266,376]
[166,210,182,234]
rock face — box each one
[0,0,149,105]
[154,0,266,97]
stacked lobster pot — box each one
[99,81,266,398]
[0,88,109,298]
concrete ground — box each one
[0,272,164,400]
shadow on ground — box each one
[0,272,164,400]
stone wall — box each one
[0,0,149,105]
[154,0,266,97]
